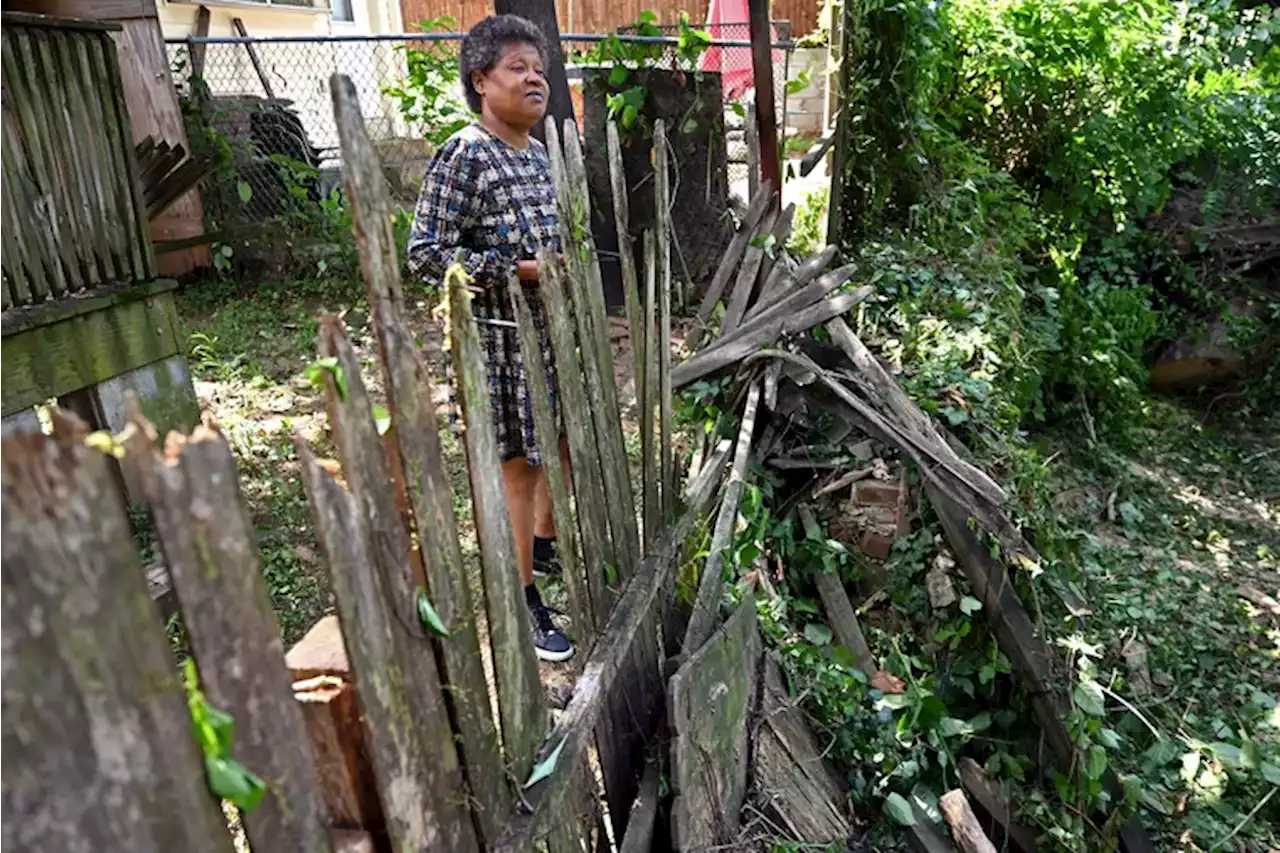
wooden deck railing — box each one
[1,13,154,309]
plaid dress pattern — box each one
[407,124,563,465]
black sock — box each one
[533,536,556,563]
[525,583,543,609]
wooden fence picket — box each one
[1,423,230,853]
[133,423,332,853]
[329,74,508,843]
[449,271,549,783]
[309,318,480,853]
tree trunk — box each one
[494,0,572,143]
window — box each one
[330,0,354,22]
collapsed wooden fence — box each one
[1,74,720,852]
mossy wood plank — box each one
[539,240,613,628]
[1,287,183,417]
[512,276,591,643]
[1,427,231,853]
[132,426,332,853]
[669,594,762,852]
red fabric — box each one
[697,0,781,101]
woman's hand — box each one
[516,259,539,281]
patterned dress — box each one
[407,124,562,465]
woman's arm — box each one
[405,138,513,287]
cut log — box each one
[293,676,385,838]
[939,790,997,853]
[286,615,350,680]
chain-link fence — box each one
[167,29,795,240]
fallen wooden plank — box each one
[720,206,779,337]
[683,381,762,655]
[687,183,774,350]
[753,656,853,844]
[957,757,1039,853]
[617,763,662,853]
[673,281,869,389]
[810,567,877,677]
[907,803,960,853]
[940,790,997,853]
[670,595,763,852]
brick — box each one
[856,480,903,506]
[860,530,895,561]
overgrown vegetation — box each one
[701,0,1279,849]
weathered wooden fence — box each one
[1,72,734,852]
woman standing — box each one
[407,15,574,662]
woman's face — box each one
[474,43,549,131]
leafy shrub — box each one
[384,17,471,149]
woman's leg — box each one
[532,436,573,539]
[502,456,540,586]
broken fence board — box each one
[939,790,997,853]
[687,183,774,351]
[957,757,1039,853]
[298,445,477,851]
[617,763,662,853]
[449,274,549,784]
[720,206,779,338]
[655,119,675,522]
[541,252,613,627]
[670,594,763,853]
[642,229,660,550]
[512,279,592,645]
[754,656,852,845]
[2,428,230,853]
[683,381,762,655]
[493,476,724,852]
[138,426,331,853]
[556,120,640,578]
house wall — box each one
[157,0,402,38]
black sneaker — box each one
[529,600,574,663]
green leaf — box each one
[608,65,629,87]
[960,596,982,615]
[883,792,917,826]
[1260,763,1280,786]
[979,664,996,685]
[681,118,699,134]
[1240,738,1260,770]
[237,180,253,203]
[524,737,567,788]
[803,623,833,646]
[371,403,392,436]
[879,693,913,710]
[1074,680,1106,716]
[1098,728,1122,750]
[416,588,451,638]
[622,104,639,128]
[206,755,267,813]
[1085,745,1108,780]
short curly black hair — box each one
[460,15,548,114]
